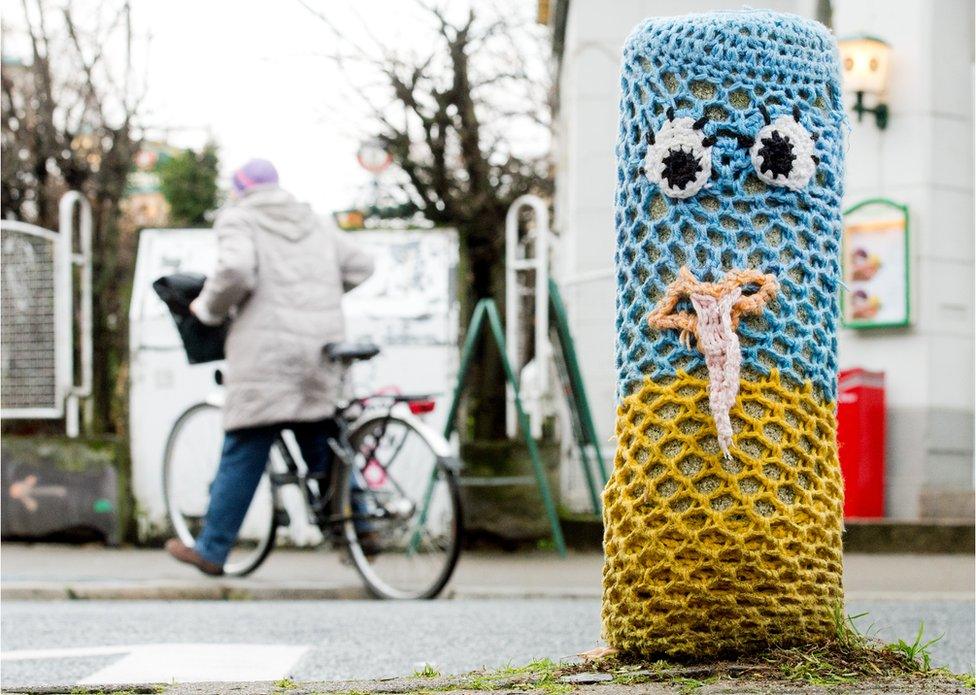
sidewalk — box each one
[2,544,973,601]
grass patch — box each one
[273,677,298,691]
[67,688,163,695]
[768,607,956,686]
[412,663,441,678]
[672,675,718,693]
[494,657,560,677]
[777,648,861,685]
[458,658,570,693]
[566,606,968,692]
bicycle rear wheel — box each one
[343,413,462,599]
[162,402,277,577]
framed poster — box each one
[841,198,910,329]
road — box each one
[2,597,973,688]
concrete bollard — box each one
[602,10,847,657]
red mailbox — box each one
[837,368,886,518]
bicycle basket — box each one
[152,272,228,364]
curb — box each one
[561,516,976,554]
[1,582,601,601]
[841,519,976,554]
[448,586,601,600]
[1,581,371,601]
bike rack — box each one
[410,204,611,555]
[441,298,567,556]
[409,297,567,556]
[409,245,613,558]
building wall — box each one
[553,0,975,518]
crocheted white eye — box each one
[644,116,713,199]
[749,113,817,190]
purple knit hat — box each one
[232,158,279,194]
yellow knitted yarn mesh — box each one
[602,369,844,658]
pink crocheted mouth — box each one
[690,287,743,459]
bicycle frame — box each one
[201,361,457,546]
[264,409,366,536]
[263,399,432,537]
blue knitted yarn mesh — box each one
[614,10,846,403]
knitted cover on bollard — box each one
[602,10,846,658]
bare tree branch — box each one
[301,0,553,439]
[3,0,148,433]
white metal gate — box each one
[0,191,93,436]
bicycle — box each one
[162,342,463,599]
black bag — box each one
[152,273,228,364]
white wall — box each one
[553,0,975,518]
[834,0,975,518]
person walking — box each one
[165,158,374,575]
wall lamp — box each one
[838,35,892,130]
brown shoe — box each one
[165,538,224,576]
[357,531,383,557]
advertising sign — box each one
[841,198,910,329]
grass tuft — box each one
[412,663,441,678]
[885,621,943,671]
[458,658,569,693]
[672,675,718,693]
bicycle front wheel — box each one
[162,402,277,577]
[343,412,462,599]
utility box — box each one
[837,368,886,518]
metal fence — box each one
[0,192,92,436]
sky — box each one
[134,1,414,214]
[3,0,542,216]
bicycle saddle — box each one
[324,341,381,362]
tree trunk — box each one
[88,194,133,435]
[89,200,117,434]
[457,222,508,440]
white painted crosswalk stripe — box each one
[1,643,310,684]
[1,645,130,661]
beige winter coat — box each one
[195,186,374,431]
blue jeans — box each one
[195,419,340,565]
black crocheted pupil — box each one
[757,130,795,179]
[661,148,702,190]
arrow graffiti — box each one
[9,474,67,512]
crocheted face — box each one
[604,10,847,657]
[614,11,846,408]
